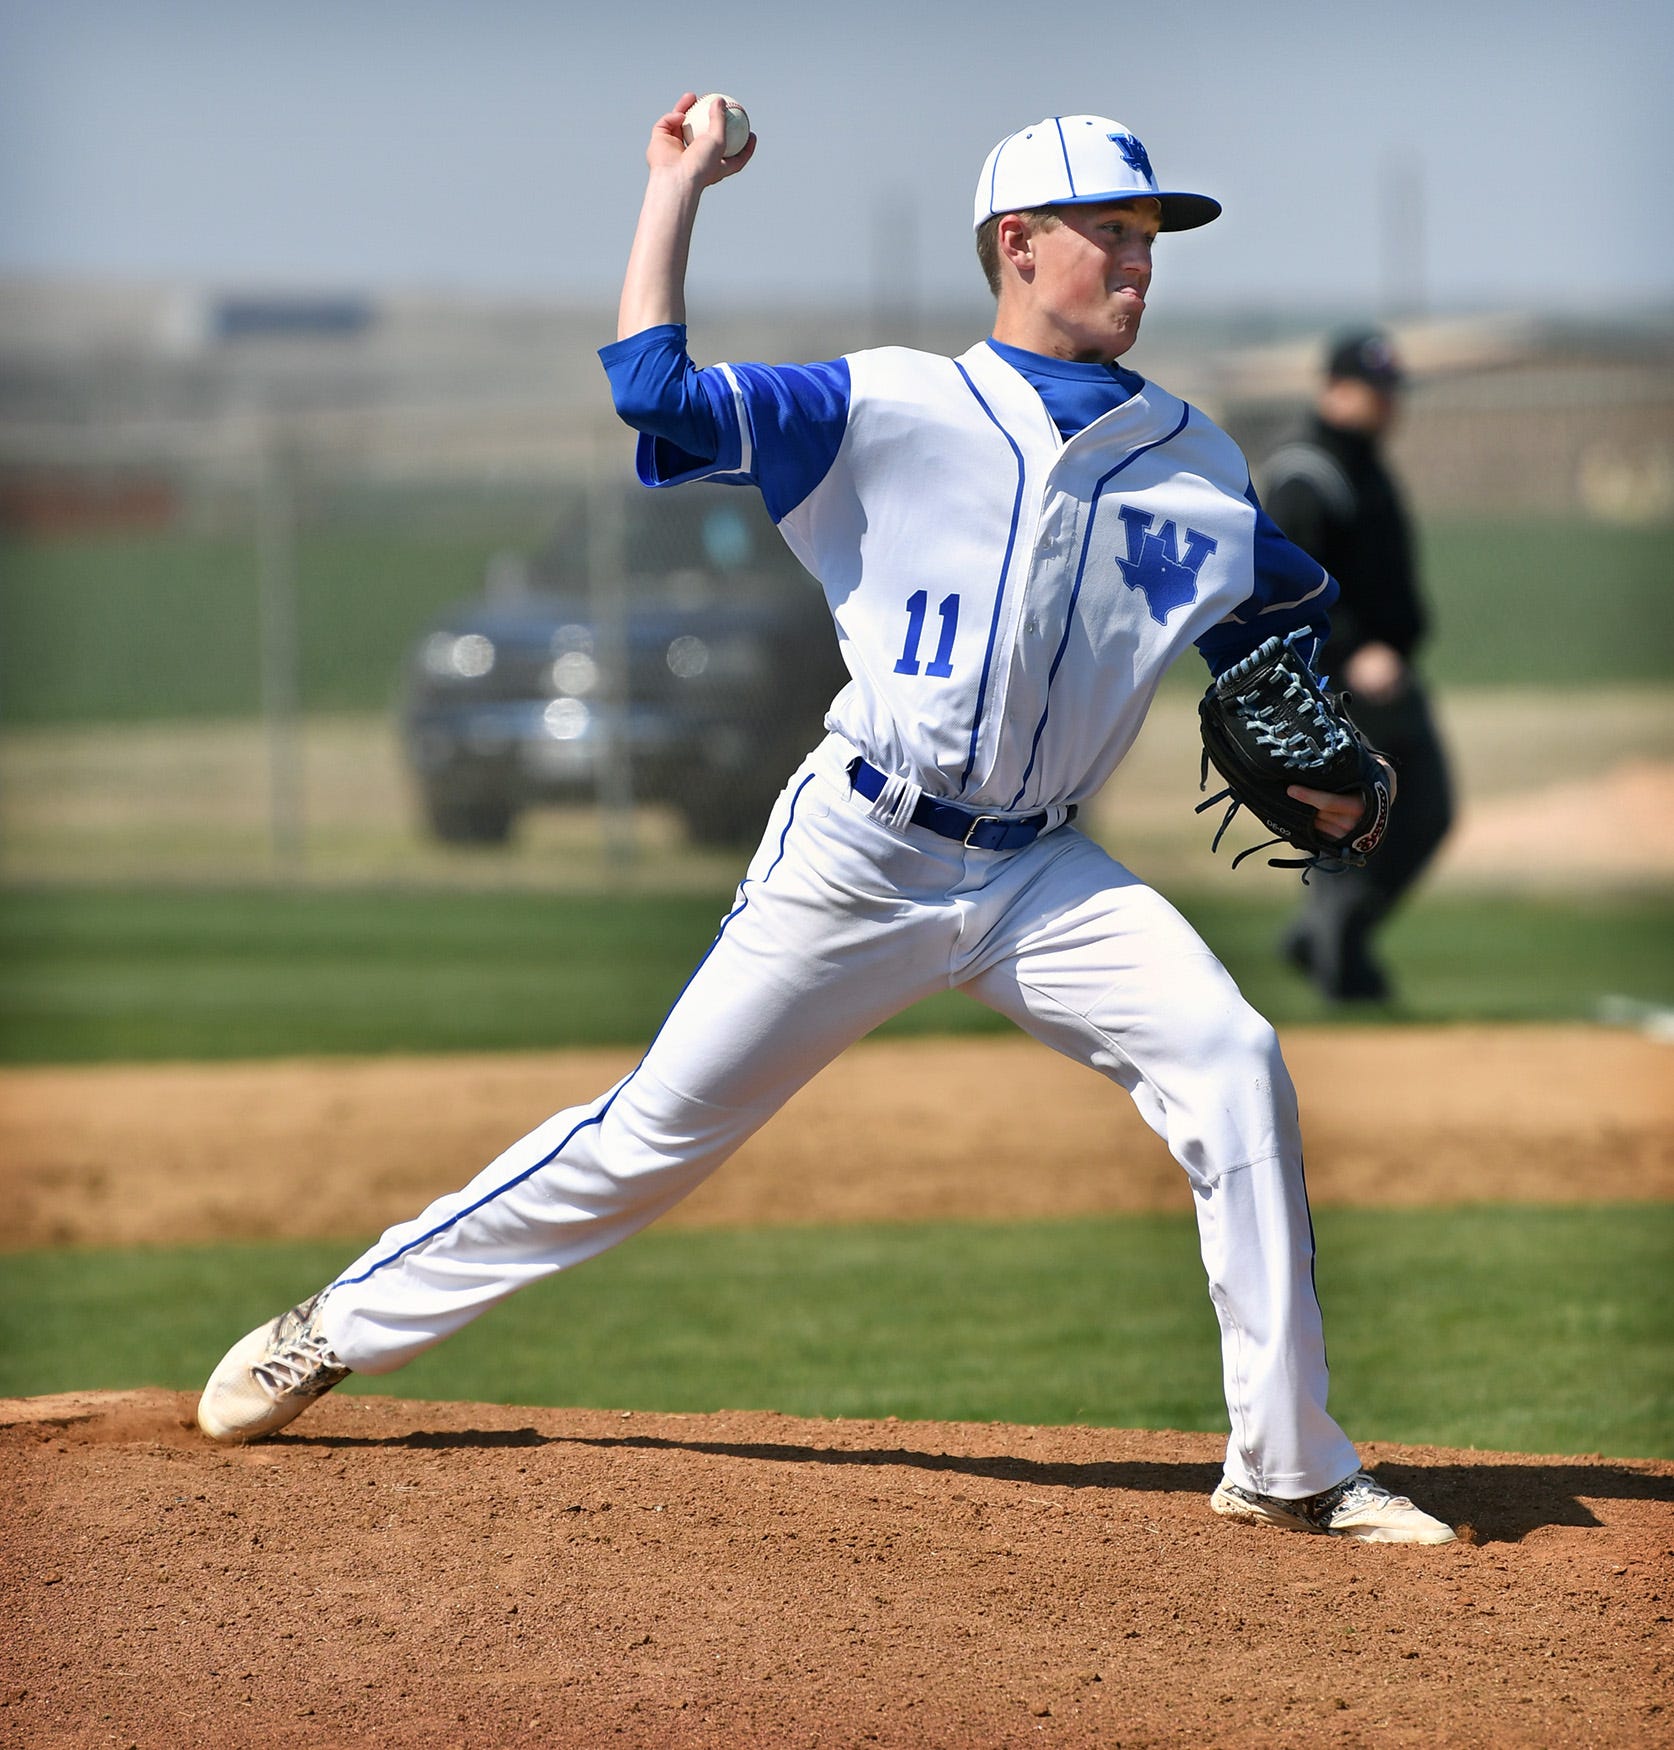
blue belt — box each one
[847,758,1074,852]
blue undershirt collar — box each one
[984,339,1145,440]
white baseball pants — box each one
[321,735,1359,1498]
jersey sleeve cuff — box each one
[635,430,747,488]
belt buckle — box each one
[961,812,1004,848]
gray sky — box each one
[2,0,1670,319]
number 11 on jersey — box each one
[894,590,959,678]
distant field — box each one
[1,883,1668,1063]
[1414,517,1673,688]
[5,686,1668,896]
[0,517,548,725]
[1,513,1669,725]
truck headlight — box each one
[549,650,599,696]
[542,698,590,741]
[420,632,496,679]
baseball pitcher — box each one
[198,99,1455,1545]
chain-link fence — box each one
[2,293,1670,891]
[0,414,855,889]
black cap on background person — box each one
[1326,329,1405,390]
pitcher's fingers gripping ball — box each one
[682,93,751,158]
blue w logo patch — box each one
[1108,132,1155,184]
[1114,506,1217,624]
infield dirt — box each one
[4,1027,1671,1251]
[4,1028,1672,1747]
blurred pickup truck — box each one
[400,483,846,848]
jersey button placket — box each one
[1024,509,1064,641]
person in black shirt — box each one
[1261,330,1453,1002]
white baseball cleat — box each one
[1210,1469,1457,1544]
[196,1292,350,1443]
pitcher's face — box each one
[1021,197,1161,361]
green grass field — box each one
[2,513,1669,726]
[0,884,1669,1062]
[1411,516,1673,689]
[5,1206,1670,1459]
[0,518,548,726]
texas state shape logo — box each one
[1108,133,1155,185]
[1114,505,1218,624]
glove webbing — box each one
[1238,683,1353,770]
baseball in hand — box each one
[682,93,750,158]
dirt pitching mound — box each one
[4,1391,1671,1749]
[5,1029,1671,1744]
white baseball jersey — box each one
[609,329,1333,818]
[777,343,1295,810]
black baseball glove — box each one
[1196,631,1393,874]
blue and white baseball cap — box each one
[974,115,1221,232]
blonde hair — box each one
[975,207,1062,298]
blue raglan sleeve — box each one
[598,324,850,524]
[1194,484,1340,678]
